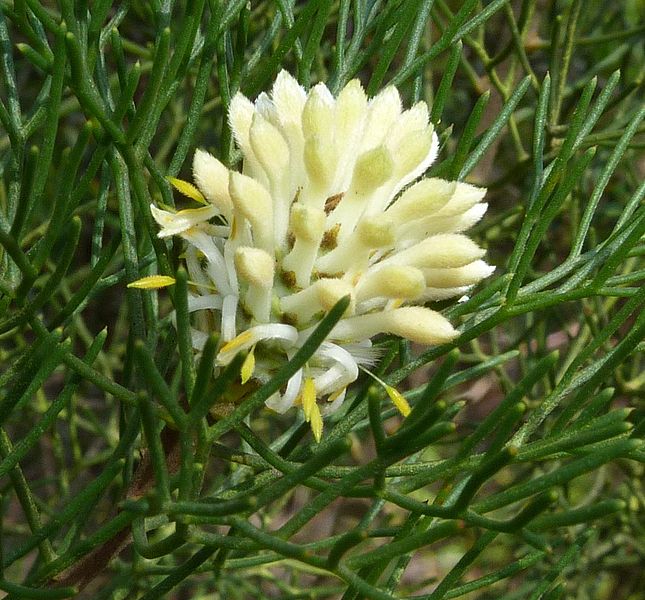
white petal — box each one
[321,387,346,415]
[185,246,211,289]
[187,294,223,312]
[190,329,209,350]
[217,323,299,364]
[313,342,359,396]
[266,368,303,413]
[181,228,231,294]
[265,392,286,413]
[221,294,238,342]
[150,204,218,237]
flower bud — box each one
[360,86,402,151]
[356,266,425,302]
[391,125,435,179]
[304,136,337,188]
[385,178,456,223]
[192,149,233,218]
[350,145,394,195]
[229,171,274,254]
[302,84,335,139]
[250,113,290,181]
[271,70,307,118]
[235,247,275,288]
[282,204,326,288]
[290,204,326,242]
[384,233,485,269]
[422,260,495,288]
[281,279,354,324]
[436,181,486,216]
[228,93,254,153]
[335,79,368,144]
[357,215,395,247]
[330,306,457,345]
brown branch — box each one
[48,426,182,591]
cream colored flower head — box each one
[150,70,493,441]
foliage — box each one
[0,0,644,598]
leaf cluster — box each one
[0,1,643,599]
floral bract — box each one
[150,71,493,441]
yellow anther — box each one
[127,275,176,289]
[328,387,346,403]
[385,385,411,417]
[310,403,323,442]
[301,377,317,421]
[240,346,256,385]
[219,330,254,355]
[167,176,206,204]
[360,366,411,417]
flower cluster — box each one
[148,71,493,441]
